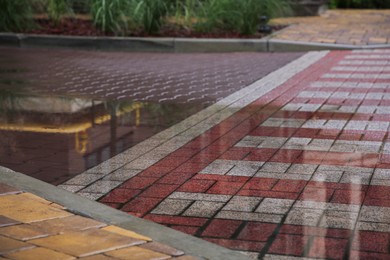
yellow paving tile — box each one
[79,255,116,260]
[30,229,146,257]
[106,246,171,260]
[0,236,34,254]
[0,215,21,227]
[31,215,106,234]
[0,224,49,241]
[102,226,152,242]
[5,247,75,260]
[0,194,72,223]
[269,10,390,46]
[21,193,51,204]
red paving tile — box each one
[201,219,242,238]
[308,237,348,259]
[268,234,308,256]
[237,222,277,242]
[352,231,390,254]
[85,50,390,258]
[205,238,266,252]
[177,179,216,193]
[145,215,208,227]
[100,188,141,204]
[139,184,178,198]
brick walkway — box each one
[60,49,390,259]
[0,47,302,105]
[0,182,198,259]
[271,10,390,46]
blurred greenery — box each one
[1,0,294,35]
[0,0,35,32]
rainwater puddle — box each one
[0,90,204,185]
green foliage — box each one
[90,0,131,34]
[132,0,168,34]
[48,0,73,23]
[0,0,35,32]
[196,0,291,35]
[330,0,390,8]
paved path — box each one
[60,49,390,259]
[0,181,200,260]
[271,10,390,46]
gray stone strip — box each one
[322,73,390,79]
[2,33,390,52]
[60,51,328,197]
[154,191,390,232]
[297,90,390,100]
[198,159,382,185]
[235,136,390,154]
[283,103,390,115]
[352,49,390,53]
[0,167,252,260]
[310,81,390,89]
[331,66,390,72]
[261,117,390,132]
[339,60,390,65]
[346,54,390,59]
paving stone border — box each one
[1,33,390,52]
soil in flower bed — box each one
[27,17,284,38]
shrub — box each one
[48,0,73,24]
[196,0,291,35]
[90,0,131,34]
[0,0,35,32]
[132,0,168,34]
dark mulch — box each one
[26,18,284,38]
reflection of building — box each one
[0,95,142,185]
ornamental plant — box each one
[0,0,34,32]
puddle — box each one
[0,89,205,184]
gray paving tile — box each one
[223,196,263,212]
[182,201,224,218]
[216,211,283,223]
[169,192,231,202]
[151,199,193,215]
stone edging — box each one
[1,32,390,52]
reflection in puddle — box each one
[0,89,204,184]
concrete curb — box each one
[2,32,389,52]
[0,166,251,260]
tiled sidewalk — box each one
[60,49,390,259]
[271,10,390,46]
[0,182,198,260]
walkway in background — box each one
[271,10,390,46]
[60,49,390,259]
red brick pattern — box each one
[99,50,390,258]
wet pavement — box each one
[0,47,302,185]
[56,49,390,259]
[0,181,203,260]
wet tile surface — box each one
[0,47,302,185]
[57,50,390,258]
